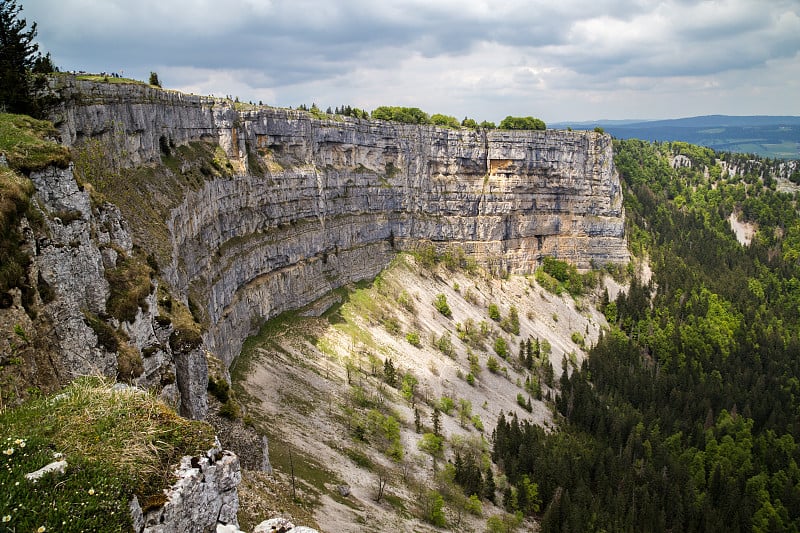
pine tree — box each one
[383,358,396,387]
[483,467,496,503]
[0,0,47,115]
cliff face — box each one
[48,76,628,367]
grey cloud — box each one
[23,0,800,120]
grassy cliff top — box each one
[0,113,70,173]
[0,378,216,532]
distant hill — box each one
[552,115,800,159]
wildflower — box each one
[52,452,63,459]
[88,488,95,495]
[13,439,23,445]
[3,448,13,455]
[2,515,10,523]
[38,527,46,532]
[19,441,25,448]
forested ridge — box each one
[491,140,800,532]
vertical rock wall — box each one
[49,76,628,368]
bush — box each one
[436,332,455,357]
[207,376,230,403]
[571,331,585,347]
[423,490,447,527]
[83,312,119,352]
[149,71,161,87]
[500,305,520,335]
[397,290,415,312]
[117,344,144,382]
[499,116,546,130]
[105,255,153,323]
[439,396,455,415]
[372,106,430,124]
[488,304,501,321]
[487,356,500,373]
[219,398,240,420]
[494,337,509,358]
[466,493,483,516]
[406,332,421,347]
[430,113,460,128]
[433,293,452,318]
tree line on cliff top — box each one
[299,102,547,131]
[370,106,546,131]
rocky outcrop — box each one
[21,161,206,417]
[130,440,241,533]
[49,75,628,367]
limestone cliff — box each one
[45,76,628,370]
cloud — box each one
[24,0,800,121]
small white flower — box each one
[13,439,23,445]
[2,515,11,523]
[3,448,13,456]
[52,452,63,459]
[37,526,46,532]
[19,441,25,448]
[88,488,95,495]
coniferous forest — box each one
[492,140,800,532]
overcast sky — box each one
[25,0,800,123]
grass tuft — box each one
[0,377,216,532]
[0,113,71,173]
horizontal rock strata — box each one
[50,76,628,366]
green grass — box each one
[75,74,147,86]
[0,113,71,173]
[0,377,216,532]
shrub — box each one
[433,293,452,318]
[397,290,415,312]
[494,337,509,358]
[207,376,230,403]
[499,116,546,130]
[371,106,430,124]
[83,312,119,352]
[149,71,161,87]
[488,304,501,321]
[439,396,455,415]
[571,331,585,347]
[117,344,144,382]
[406,332,421,347]
[500,305,520,335]
[436,332,455,357]
[105,255,153,323]
[430,113,460,128]
[219,398,241,420]
[466,493,483,516]
[487,356,500,373]
[423,489,447,527]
